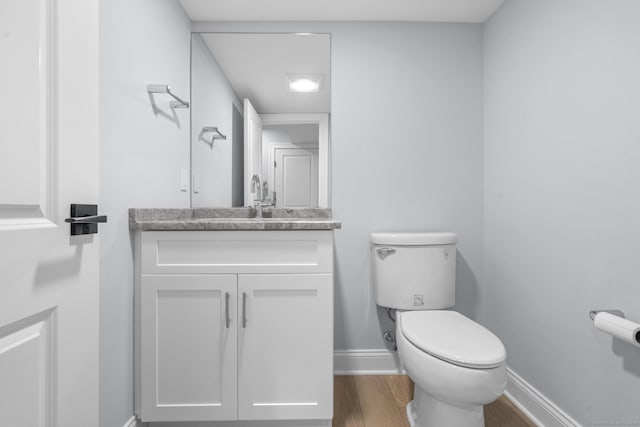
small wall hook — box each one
[202,127,227,144]
[146,84,189,109]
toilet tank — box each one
[371,232,457,310]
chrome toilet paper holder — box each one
[590,308,640,347]
[589,309,625,320]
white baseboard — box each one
[505,367,581,427]
[334,349,405,375]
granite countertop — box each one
[129,208,342,231]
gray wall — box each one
[99,5,640,425]
[195,21,485,350]
[99,16,483,426]
[484,0,640,424]
[99,1,191,426]
[330,23,484,349]
[191,34,242,207]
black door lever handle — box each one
[64,215,108,224]
[66,204,108,235]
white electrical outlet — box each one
[180,168,189,192]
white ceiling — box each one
[187,0,504,114]
[179,0,504,23]
[199,33,330,114]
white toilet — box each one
[371,232,507,427]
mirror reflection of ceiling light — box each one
[288,76,320,93]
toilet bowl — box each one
[370,232,507,427]
[397,311,506,427]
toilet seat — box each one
[399,311,506,369]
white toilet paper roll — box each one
[593,312,640,347]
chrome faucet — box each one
[251,174,262,202]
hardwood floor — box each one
[333,375,535,427]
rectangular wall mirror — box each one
[190,33,331,208]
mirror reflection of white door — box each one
[274,148,319,208]
[261,113,329,208]
[243,99,262,207]
[0,1,99,426]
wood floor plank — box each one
[484,395,537,427]
[334,375,535,427]
[333,376,365,427]
[351,376,410,427]
[384,375,414,408]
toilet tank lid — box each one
[370,232,457,246]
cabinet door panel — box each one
[140,275,237,422]
[238,274,333,420]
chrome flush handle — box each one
[376,248,396,255]
[376,247,396,259]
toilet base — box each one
[405,386,484,427]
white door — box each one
[139,275,238,422]
[237,274,333,420]
[244,99,262,207]
[274,148,319,208]
[0,1,100,426]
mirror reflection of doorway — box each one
[274,147,319,208]
[261,119,325,208]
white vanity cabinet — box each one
[237,274,332,421]
[139,274,238,422]
[134,230,334,425]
